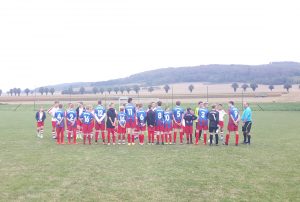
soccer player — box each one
[184,108,197,144]
[47,101,59,139]
[208,104,219,146]
[225,101,240,146]
[94,100,107,144]
[117,106,127,145]
[106,102,117,145]
[155,101,165,145]
[66,103,77,144]
[164,107,173,145]
[196,101,209,145]
[146,104,156,145]
[54,104,65,144]
[35,106,46,138]
[241,102,252,144]
[217,104,227,142]
[125,98,136,145]
[76,102,85,139]
[136,104,147,145]
[194,101,201,142]
[80,105,94,145]
[172,101,184,144]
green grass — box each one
[0,105,300,201]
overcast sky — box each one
[0,0,299,91]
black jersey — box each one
[208,110,219,128]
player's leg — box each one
[195,128,200,145]
[215,128,219,145]
[67,128,71,144]
[203,129,207,145]
[242,124,247,144]
[173,127,177,144]
[179,128,184,144]
[112,129,116,145]
[52,121,56,139]
[107,128,111,145]
[56,127,60,144]
[209,127,213,145]
[40,124,44,138]
[246,122,252,144]
[60,128,65,144]
[235,125,239,146]
[73,127,77,144]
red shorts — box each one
[118,125,126,134]
[218,121,224,128]
[126,119,136,129]
[164,126,173,132]
[173,121,183,130]
[77,119,82,127]
[67,125,77,131]
[95,121,105,131]
[82,123,93,134]
[37,122,44,127]
[52,121,56,128]
[137,125,146,132]
[148,126,155,132]
[155,125,164,132]
[227,123,239,132]
[185,125,193,134]
[196,123,208,131]
[107,128,115,134]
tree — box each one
[79,87,85,94]
[44,87,49,95]
[148,86,154,93]
[16,88,21,96]
[24,88,30,96]
[0,89,2,96]
[49,88,55,95]
[68,86,73,94]
[268,85,274,91]
[9,89,13,96]
[126,86,131,94]
[188,84,194,93]
[13,88,17,96]
[39,87,45,95]
[250,83,258,92]
[120,86,125,94]
[114,87,119,94]
[133,85,140,94]
[241,84,249,91]
[231,83,239,92]
[163,84,170,93]
[92,87,99,94]
[99,87,105,95]
[107,87,112,94]
[283,83,292,92]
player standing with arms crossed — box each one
[241,102,252,144]
[146,104,156,145]
[172,101,184,144]
[66,103,77,144]
[125,98,136,145]
[54,104,65,144]
[155,101,165,145]
[196,101,209,145]
[208,104,219,146]
[47,101,59,139]
[35,106,46,138]
[225,101,240,146]
[94,100,106,144]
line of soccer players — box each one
[35,98,252,146]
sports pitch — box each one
[0,103,299,201]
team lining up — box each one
[35,98,253,146]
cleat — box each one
[156,142,160,145]
[128,143,131,146]
[162,142,164,145]
[107,143,111,145]
[113,143,116,145]
[169,142,172,145]
[132,143,135,146]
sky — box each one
[0,0,299,91]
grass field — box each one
[0,104,299,201]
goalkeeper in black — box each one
[208,104,220,146]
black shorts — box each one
[242,121,252,133]
[209,126,218,133]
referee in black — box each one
[208,104,219,146]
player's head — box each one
[98,100,102,105]
[39,106,44,111]
[138,103,143,109]
[217,103,223,110]
[211,104,217,110]
[198,101,203,107]
[54,101,59,107]
[165,106,170,111]
[204,102,209,108]
[109,102,114,108]
[78,102,84,107]
[69,103,74,109]
[120,106,125,112]
[243,102,249,108]
[128,98,133,103]
[157,101,162,107]
[187,107,192,113]
[148,104,152,110]
[228,101,234,107]
[176,101,181,106]
[58,104,63,109]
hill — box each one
[46,62,300,90]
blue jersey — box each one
[164,111,172,128]
[229,106,239,122]
[66,109,77,126]
[94,105,106,123]
[241,107,252,122]
[125,103,136,121]
[80,112,94,125]
[137,109,147,126]
[155,107,164,125]
[198,108,209,126]
[173,106,184,122]
[117,111,126,127]
[55,109,65,128]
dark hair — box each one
[187,107,191,112]
[198,101,203,105]
[59,104,63,109]
[98,100,102,105]
[148,104,152,109]
[54,101,59,104]
[128,98,133,103]
[229,101,234,105]
[211,104,216,109]
[176,101,181,106]
[218,103,223,106]
[157,101,162,106]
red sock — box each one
[127,134,131,143]
[165,134,168,143]
[112,133,116,143]
[122,134,125,141]
[235,134,239,145]
[102,132,105,143]
[95,131,99,142]
[118,134,121,141]
[157,135,160,143]
[186,134,189,142]
[173,132,177,143]
[131,135,135,143]
[107,131,111,143]
[73,129,77,144]
[83,134,86,144]
[68,131,71,143]
[180,132,183,143]
[161,134,164,143]
[203,134,207,144]
[151,132,154,143]
[225,134,230,145]
[195,132,199,144]
[88,134,91,145]
[148,131,151,142]
[139,134,142,143]
[142,135,145,143]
